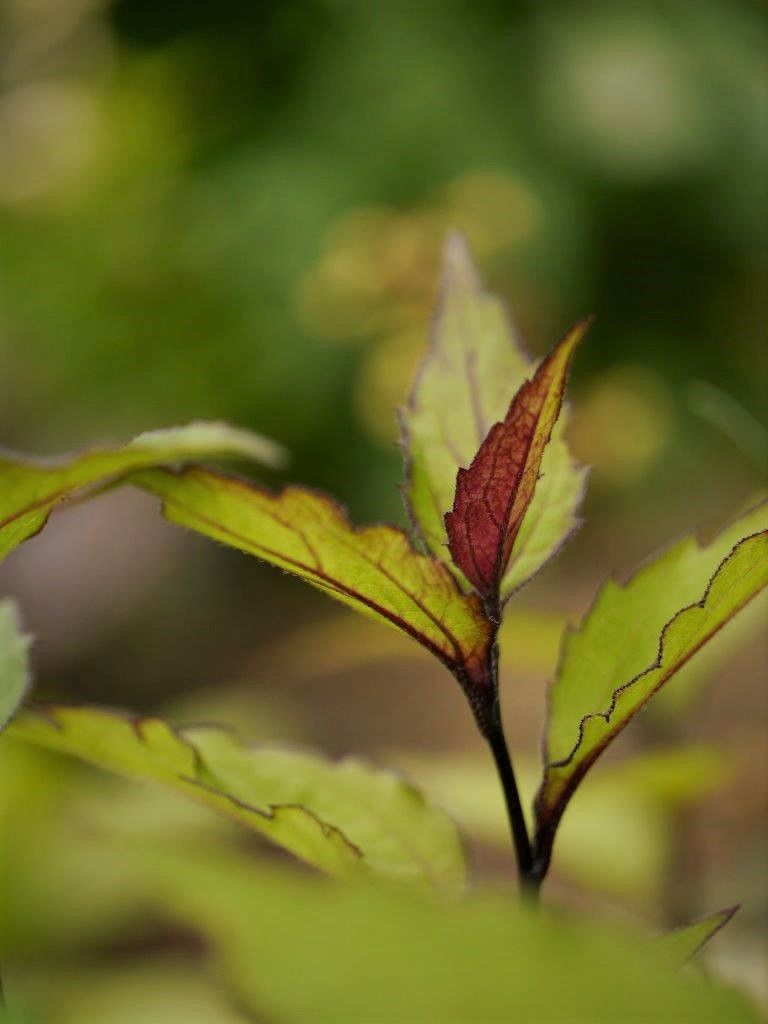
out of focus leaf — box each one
[0,422,284,562]
[658,908,738,968]
[446,318,588,611]
[10,962,252,1024]
[686,381,768,475]
[265,605,567,683]
[397,745,727,899]
[0,737,234,955]
[535,505,768,870]
[135,467,493,702]
[402,233,587,597]
[0,601,30,732]
[143,849,760,1024]
[9,707,465,891]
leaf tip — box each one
[440,230,481,294]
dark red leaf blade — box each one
[445,319,590,612]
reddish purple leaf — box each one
[445,319,590,612]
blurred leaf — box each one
[9,961,251,1024]
[9,706,465,890]
[135,467,493,699]
[446,315,588,611]
[0,422,284,562]
[535,505,768,869]
[402,234,587,597]
[0,601,30,733]
[658,908,738,968]
[0,736,233,955]
[686,382,768,475]
[265,604,566,683]
[614,746,730,806]
[143,849,760,1023]
[398,745,727,899]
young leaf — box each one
[657,908,738,968]
[445,318,589,612]
[9,705,466,891]
[402,233,587,596]
[0,600,31,732]
[134,467,495,711]
[535,505,768,871]
[0,422,284,563]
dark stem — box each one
[485,712,539,896]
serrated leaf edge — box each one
[17,703,364,864]
[536,528,768,843]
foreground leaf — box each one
[11,962,251,1024]
[0,601,30,732]
[535,505,768,869]
[9,706,466,890]
[446,319,589,611]
[658,908,738,968]
[135,468,494,706]
[141,849,760,1024]
[402,233,587,596]
[0,422,284,562]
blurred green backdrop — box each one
[0,0,766,1018]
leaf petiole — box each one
[480,649,538,895]
[486,719,538,895]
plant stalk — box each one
[486,715,538,896]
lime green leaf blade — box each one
[657,908,738,968]
[188,727,465,891]
[402,232,586,593]
[501,426,588,598]
[536,505,768,864]
[0,422,285,562]
[135,467,493,701]
[0,601,31,732]
[9,706,466,890]
[143,850,760,1024]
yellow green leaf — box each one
[135,467,494,704]
[0,422,284,562]
[401,233,587,596]
[9,705,466,891]
[535,504,768,870]
[141,848,760,1023]
[657,908,738,968]
[0,600,31,732]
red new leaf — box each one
[445,319,590,613]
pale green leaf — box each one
[402,232,585,595]
[134,467,493,698]
[9,706,466,891]
[657,908,738,968]
[0,600,31,732]
[141,848,760,1023]
[536,504,768,862]
[0,421,284,562]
